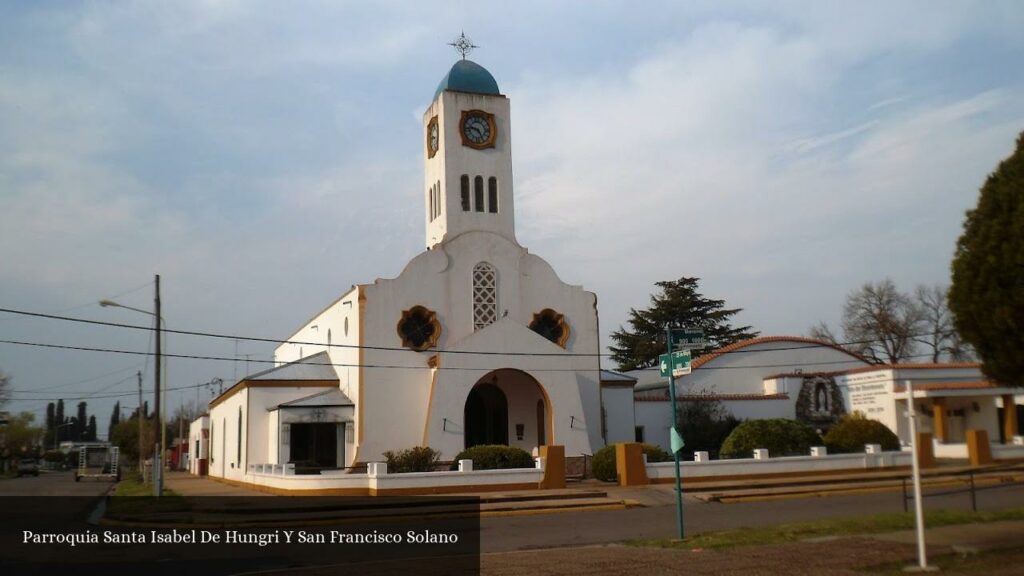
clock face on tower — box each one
[459,110,497,149]
[426,116,439,158]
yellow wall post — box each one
[538,445,566,489]
[615,442,649,486]
[1003,395,1019,444]
[967,429,993,466]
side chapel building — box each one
[204,58,604,479]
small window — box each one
[436,180,442,217]
[635,426,645,443]
[429,187,435,221]
[461,175,470,211]
[488,177,498,213]
[474,176,484,212]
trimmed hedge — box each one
[823,412,901,453]
[450,445,535,470]
[382,446,441,473]
[592,443,671,482]
[719,419,821,459]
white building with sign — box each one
[203,58,603,482]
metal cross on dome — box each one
[449,31,478,59]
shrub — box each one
[592,443,671,482]
[450,445,535,470]
[719,419,821,459]
[823,412,900,453]
[382,446,441,473]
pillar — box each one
[916,432,936,469]
[538,445,565,489]
[967,429,993,466]
[931,398,948,443]
[615,443,649,487]
[1004,395,1019,444]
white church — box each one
[202,57,605,480]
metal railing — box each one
[901,462,1024,513]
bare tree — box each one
[813,281,973,364]
[840,279,924,364]
[912,284,973,362]
[808,321,841,345]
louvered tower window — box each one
[472,262,498,331]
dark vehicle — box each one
[16,458,39,477]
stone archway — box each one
[464,369,552,452]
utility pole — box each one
[137,371,143,474]
[153,274,162,497]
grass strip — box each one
[628,507,1024,551]
[109,473,189,515]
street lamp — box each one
[99,274,164,497]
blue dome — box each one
[434,59,500,99]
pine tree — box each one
[950,132,1024,386]
[55,400,65,443]
[45,402,56,448]
[76,401,88,441]
[109,401,121,440]
[87,415,97,441]
[609,277,759,371]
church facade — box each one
[205,59,603,480]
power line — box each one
[0,336,975,380]
[0,306,960,359]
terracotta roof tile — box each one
[635,392,790,402]
[690,336,869,369]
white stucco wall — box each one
[602,386,635,445]
[631,338,870,453]
[187,415,208,475]
[208,388,247,481]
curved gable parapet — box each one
[518,250,597,306]
[692,336,871,370]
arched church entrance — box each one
[464,369,552,452]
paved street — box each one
[480,482,1024,552]
[0,470,114,496]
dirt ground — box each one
[477,539,1019,576]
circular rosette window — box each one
[397,305,442,351]
[529,308,570,348]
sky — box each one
[2,1,1023,438]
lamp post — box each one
[99,274,163,497]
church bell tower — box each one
[423,48,516,249]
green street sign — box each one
[670,328,707,349]
[670,427,686,454]
[659,350,692,377]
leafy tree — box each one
[0,368,9,409]
[950,132,1024,387]
[1,412,44,458]
[610,277,758,371]
[110,414,168,464]
[676,392,741,459]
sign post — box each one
[665,325,684,540]
[664,327,704,540]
